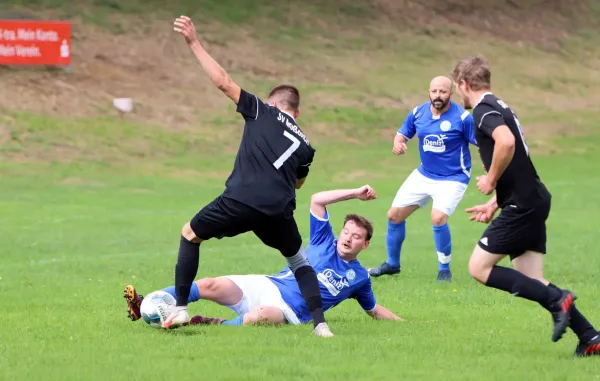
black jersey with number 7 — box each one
[222,89,315,217]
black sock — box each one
[175,235,200,306]
[293,266,325,327]
[485,266,561,310]
[548,283,597,342]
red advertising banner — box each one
[0,20,71,65]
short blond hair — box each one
[451,56,491,91]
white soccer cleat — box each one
[313,322,334,338]
[161,306,190,329]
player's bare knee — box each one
[254,306,285,325]
[431,210,448,226]
[181,222,202,243]
[468,255,491,284]
[387,208,406,223]
[196,278,218,295]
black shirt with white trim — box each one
[473,93,550,209]
[223,89,316,217]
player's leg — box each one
[252,216,332,337]
[513,251,600,356]
[470,207,576,342]
[430,180,468,282]
[163,196,254,329]
[369,169,429,277]
[191,275,298,327]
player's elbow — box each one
[500,134,515,152]
[213,72,233,91]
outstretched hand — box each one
[173,15,198,44]
[465,204,496,224]
[356,185,377,201]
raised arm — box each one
[367,304,404,321]
[310,185,376,219]
[173,16,241,104]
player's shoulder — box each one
[449,101,473,122]
[410,102,430,119]
[473,93,503,119]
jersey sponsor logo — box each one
[317,268,350,296]
[423,134,448,153]
[277,112,310,145]
[440,120,452,132]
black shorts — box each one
[478,199,551,260]
[189,195,302,257]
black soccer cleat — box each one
[574,334,600,357]
[368,262,400,278]
[437,270,452,282]
[550,290,576,342]
[123,285,144,321]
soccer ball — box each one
[140,290,176,327]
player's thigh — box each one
[468,244,508,283]
[189,195,256,241]
[252,214,302,257]
[511,251,547,284]
[431,180,468,219]
[195,276,244,306]
[391,169,432,209]
[387,204,419,223]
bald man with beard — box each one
[369,76,477,282]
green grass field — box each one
[2,136,600,380]
[2,0,600,379]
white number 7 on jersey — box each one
[273,131,301,169]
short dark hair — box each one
[344,213,374,241]
[451,56,491,91]
[268,84,300,111]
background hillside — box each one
[2,0,600,167]
[2,2,600,380]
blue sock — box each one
[433,223,452,271]
[162,283,201,303]
[222,314,245,326]
[386,221,406,268]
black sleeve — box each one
[475,104,506,138]
[236,89,266,120]
[296,148,315,179]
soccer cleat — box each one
[437,269,452,282]
[190,314,225,325]
[161,306,190,329]
[550,290,577,342]
[123,285,144,321]
[574,334,600,357]
[368,262,400,278]
[313,322,334,338]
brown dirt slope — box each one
[0,1,598,130]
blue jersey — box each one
[267,210,376,323]
[398,101,476,184]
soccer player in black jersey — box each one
[160,16,333,337]
[451,56,599,357]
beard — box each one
[430,97,449,110]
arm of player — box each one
[310,185,376,219]
[367,304,404,321]
[486,126,515,186]
[393,109,417,155]
[173,16,241,104]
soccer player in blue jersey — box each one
[369,76,477,282]
[124,185,402,332]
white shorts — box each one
[222,275,301,325]
[392,169,468,216]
